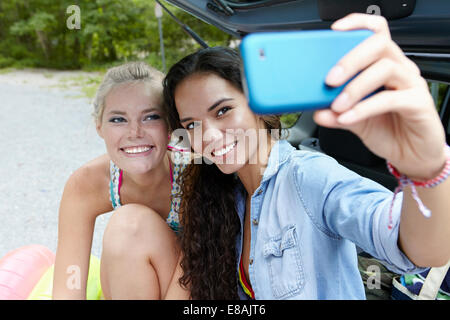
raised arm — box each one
[314,13,450,268]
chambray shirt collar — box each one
[261,139,295,183]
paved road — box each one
[0,73,111,259]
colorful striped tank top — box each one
[239,256,255,299]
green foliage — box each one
[0,0,233,70]
[10,12,56,35]
[0,55,15,69]
[280,113,302,128]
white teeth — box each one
[213,141,237,157]
[123,146,151,154]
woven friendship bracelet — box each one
[386,145,450,230]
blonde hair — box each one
[93,61,165,123]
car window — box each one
[226,0,292,3]
[433,82,450,142]
[428,81,449,114]
[428,81,450,144]
[280,112,302,128]
[227,0,262,2]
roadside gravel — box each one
[0,69,111,259]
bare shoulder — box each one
[61,154,112,217]
[67,154,109,190]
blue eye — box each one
[144,114,161,121]
[109,117,126,123]
[217,106,231,117]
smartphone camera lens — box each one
[259,48,266,60]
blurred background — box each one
[0,0,445,259]
[0,0,236,259]
[0,0,232,71]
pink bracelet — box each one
[386,145,450,230]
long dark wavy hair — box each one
[163,47,281,299]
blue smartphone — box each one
[239,29,374,114]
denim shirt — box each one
[235,140,427,300]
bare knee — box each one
[101,204,179,299]
[102,204,173,258]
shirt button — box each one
[257,189,263,195]
[252,219,259,226]
[249,258,254,265]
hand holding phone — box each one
[240,29,374,114]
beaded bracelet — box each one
[386,145,450,230]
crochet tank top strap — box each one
[166,155,185,232]
[109,161,123,209]
[108,153,185,233]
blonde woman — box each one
[52,62,189,299]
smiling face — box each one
[174,72,268,174]
[96,81,169,175]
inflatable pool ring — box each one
[0,245,55,300]
[0,245,103,300]
[28,254,103,300]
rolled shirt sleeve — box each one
[370,191,428,274]
[295,152,428,275]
